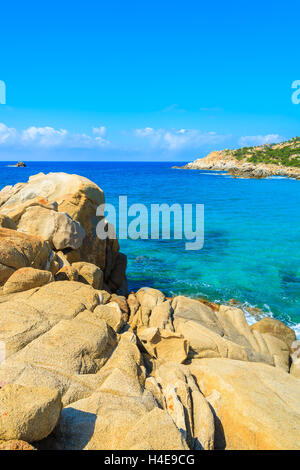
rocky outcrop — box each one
[190,358,300,450]
[0,172,127,292]
[0,172,299,451]
[175,142,300,179]
[0,280,298,450]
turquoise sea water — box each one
[1,161,300,334]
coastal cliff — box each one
[0,173,299,451]
[175,137,300,179]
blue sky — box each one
[0,0,299,161]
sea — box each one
[1,161,299,336]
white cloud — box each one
[0,123,18,144]
[21,126,68,147]
[135,127,155,137]
[238,134,283,147]
[0,123,111,149]
[134,127,227,151]
[92,126,107,137]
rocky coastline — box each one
[0,172,299,451]
[174,140,300,179]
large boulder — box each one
[250,317,296,349]
[3,267,53,294]
[0,173,104,224]
[172,296,289,370]
[0,228,53,285]
[0,282,117,406]
[0,281,102,362]
[3,314,116,376]
[0,384,62,442]
[190,358,300,450]
[72,262,103,290]
[0,173,127,291]
[18,206,85,251]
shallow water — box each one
[1,161,299,334]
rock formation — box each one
[0,173,299,451]
[0,172,127,293]
[175,137,300,179]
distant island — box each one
[174,137,300,179]
[6,162,26,168]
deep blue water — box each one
[1,161,300,334]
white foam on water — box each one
[267,176,288,180]
[240,302,300,339]
[293,323,300,340]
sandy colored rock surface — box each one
[250,317,296,348]
[0,172,127,291]
[0,384,62,442]
[93,302,124,332]
[190,358,300,450]
[172,297,289,370]
[139,327,189,363]
[3,267,53,294]
[72,261,103,289]
[154,362,215,450]
[0,228,52,285]
[54,265,79,281]
[0,167,299,452]
[18,205,85,251]
[0,439,36,450]
[290,340,300,378]
[0,281,102,364]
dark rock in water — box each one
[16,161,26,167]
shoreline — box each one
[173,139,300,179]
[173,160,300,179]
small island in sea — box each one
[174,137,300,179]
[6,162,26,168]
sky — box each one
[0,0,299,161]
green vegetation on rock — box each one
[232,137,300,167]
